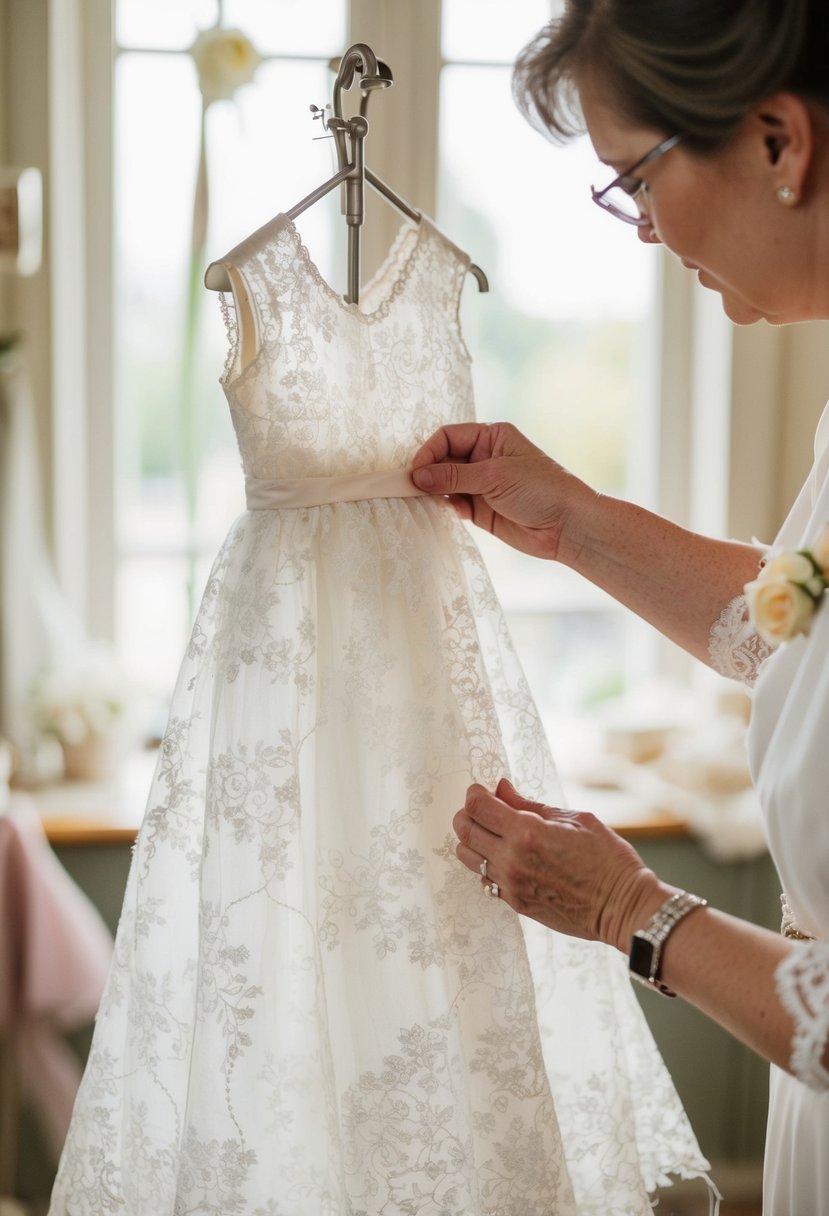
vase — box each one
[60,732,117,781]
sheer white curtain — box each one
[0,338,81,771]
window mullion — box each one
[347,0,441,278]
[82,0,116,639]
[49,0,90,626]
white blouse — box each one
[708,401,829,1212]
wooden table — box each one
[25,746,690,847]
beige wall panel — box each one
[778,320,829,519]
[4,0,51,535]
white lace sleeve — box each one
[775,941,829,1092]
[708,594,773,686]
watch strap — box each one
[629,890,708,998]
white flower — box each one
[764,551,815,583]
[745,575,816,647]
[29,645,131,745]
[190,26,262,106]
[810,523,829,577]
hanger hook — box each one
[332,43,393,120]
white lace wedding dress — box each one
[49,214,710,1215]
[710,400,829,1215]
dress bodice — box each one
[217,214,474,481]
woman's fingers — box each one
[411,422,525,496]
[411,457,500,497]
[453,782,562,890]
[453,790,502,856]
[411,422,495,471]
[453,779,650,942]
[494,776,558,818]
[453,783,512,844]
[455,840,491,880]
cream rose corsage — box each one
[745,525,829,647]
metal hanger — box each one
[205,42,489,304]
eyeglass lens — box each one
[601,181,645,221]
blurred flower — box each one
[745,575,816,648]
[745,535,829,647]
[190,25,262,106]
[29,645,132,746]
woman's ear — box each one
[754,91,813,204]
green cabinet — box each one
[633,839,781,1169]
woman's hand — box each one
[411,422,595,563]
[454,777,669,951]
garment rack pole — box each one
[203,43,488,301]
[328,44,391,304]
[326,49,488,300]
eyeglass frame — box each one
[591,133,683,226]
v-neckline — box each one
[275,213,426,324]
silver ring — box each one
[480,858,488,879]
[484,882,500,898]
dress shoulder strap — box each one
[209,215,298,385]
[413,215,475,360]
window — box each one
[105,0,658,733]
[438,0,657,725]
[113,0,347,698]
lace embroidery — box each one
[284,212,426,325]
[217,290,238,383]
[775,940,829,1092]
[48,217,711,1215]
[781,892,815,941]
[708,593,773,686]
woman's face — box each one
[579,81,820,325]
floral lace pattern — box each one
[775,940,829,1092]
[708,593,773,686]
[49,216,709,1214]
[221,215,473,481]
[781,892,815,941]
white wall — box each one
[779,322,829,514]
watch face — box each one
[630,934,656,979]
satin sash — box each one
[245,469,428,510]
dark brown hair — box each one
[514,0,829,151]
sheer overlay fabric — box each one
[49,216,709,1215]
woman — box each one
[411,2,829,1212]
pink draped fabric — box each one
[0,795,111,1163]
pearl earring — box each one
[777,185,796,204]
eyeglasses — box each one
[591,133,682,225]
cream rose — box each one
[764,551,815,583]
[191,26,262,105]
[745,575,816,646]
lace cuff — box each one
[775,940,829,1092]
[708,594,773,687]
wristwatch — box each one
[629,890,708,998]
